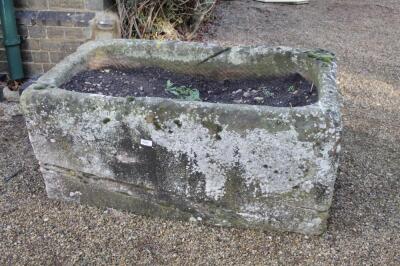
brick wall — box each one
[0,0,118,79]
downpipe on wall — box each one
[0,0,24,81]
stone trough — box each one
[21,40,341,235]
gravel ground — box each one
[205,0,400,86]
[1,0,399,264]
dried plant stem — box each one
[115,0,216,40]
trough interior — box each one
[60,65,319,107]
[51,42,326,105]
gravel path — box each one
[205,0,400,86]
[1,0,399,264]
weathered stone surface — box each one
[20,40,342,234]
[0,102,22,121]
[3,87,20,102]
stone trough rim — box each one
[22,39,339,117]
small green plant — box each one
[288,85,296,93]
[262,89,275,98]
[307,51,335,64]
[165,80,201,101]
[126,96,135,102]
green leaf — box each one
[306,51,335,64]
[165,80,201,101]
[166,80,174,89]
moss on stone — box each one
[173,119,182,128]
[153,120,163,130]
[306,51,335,64]
[33,84,46,90]
[221,165,248,210]
[126,96,135,102]
[102,117,111,124]
[201,119,223,140]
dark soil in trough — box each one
[61,66,318,107]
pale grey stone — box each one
[3,87,20,102]
[20,40,341,235]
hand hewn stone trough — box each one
[21,40,341,235]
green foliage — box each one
[288,85,296,93]
[165,80,201,101]
[126,96,135,102]
[262,88,275,97]
[307,51,335,64]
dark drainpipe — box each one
[0,0,24,80]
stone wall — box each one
[0,0,118,79]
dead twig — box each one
[197,47,231,65]
[4,168,23,183]
[115,0,216,40]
